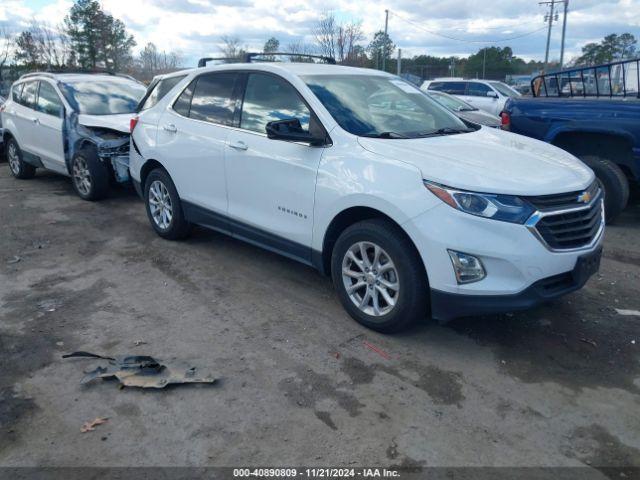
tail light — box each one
[500,112,510,131]
[130,116,139,133]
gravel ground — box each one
[1,167,639,477]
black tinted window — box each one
[141,75,186,111]
[437,82,466,95]
[189,73,238,125]
[20,81,38,109]
[467,82,492,96]
[241,73,310,133]
[36,82,63,117]
[173,79,196,116]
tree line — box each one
[1,1,637,88]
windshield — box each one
[428,91,476,112]
[60,79,146,115]
[303,74,469,138]
[489,82,520,98]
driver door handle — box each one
[229,140,248,151]
[163,123,177,133]
[31,117,40,124]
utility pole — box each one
[559,0,569,69]
[382,9,389,71]
[540,0,557,70]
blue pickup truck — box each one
[501,58,640,222]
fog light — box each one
[447,250,486,284]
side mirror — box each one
[487,91,499,99]
[266,118,325,146]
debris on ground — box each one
[615,308,640,317]
[81,417,108,433]
[63,351,216,389]
[133,340,147,347]
[363,340,391,360]
[6,255,21,264]
[579,338,598,348]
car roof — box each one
[17,72,141,84]
[194,62,391,78]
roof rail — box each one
[531,57,640,99]
[197,57,240,67]
[19,72,57,80]
[245,52,336,64]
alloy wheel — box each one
[72,157,92,196]
[7,142,20,175]
[148,180,173,230]
[341,241,400,317]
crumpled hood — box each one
[78,113,133,134]
[357,127,594,195]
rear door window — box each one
[467,82,492,97]
[12,83,25,102]
[188,72,239,126]
[140,75,187,111]
[433,82,466,95]
[36,82,64,117]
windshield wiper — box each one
[417,127,473,137]
[361,131,409,139]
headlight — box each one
[424,181,535,224]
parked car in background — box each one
[501,58,640,223]
[130,58,603,332]
[421,78,521,116]
[1,72,146,200]
[425,90,501,127]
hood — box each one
[357,127,594,196]
[457,110,501,128]
[78,113,134,134]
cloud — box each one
[7,0,640,65]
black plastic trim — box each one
[182,201,314,266]
[431,247,602,321]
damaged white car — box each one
[1,72,146,200]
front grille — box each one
[526,180,599,211]
[531,191,603,250]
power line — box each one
[388,11,548,44]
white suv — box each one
[421,79,520,116]
[1,73,146,199]
[130,62,604,332]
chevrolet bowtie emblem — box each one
[577,191,592,204]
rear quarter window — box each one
[140,75,187,111]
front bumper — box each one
[401,202,604,320]
[431,246,602,321]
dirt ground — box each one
[1,166,639,477]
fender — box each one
[544,124,636,146]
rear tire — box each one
[71,146,109,201]
[6,138,36,179]
[579,155,629,223]
[331,219,429,333]
[144,168,191,240]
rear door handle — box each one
[31,117,40,124]
[229,140,248,151]
[163,123,177,133]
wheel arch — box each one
[139,159,166,190]
[550,130,636,179]
[318,206,426,279]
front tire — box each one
[579,155,629,223]
[331,219,429,333]
[6,138,36,179]
[71,147,109,201]
[144,168,191,240]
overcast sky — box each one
[2,0,639,66]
